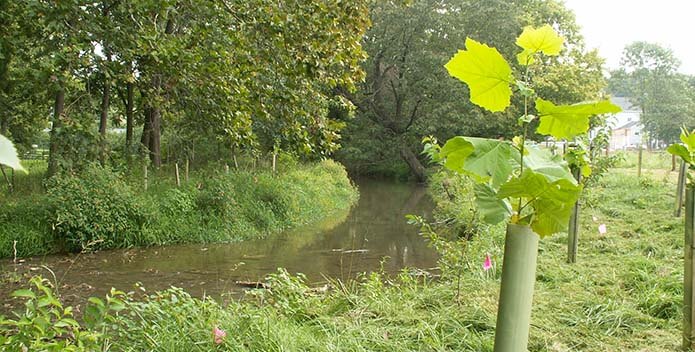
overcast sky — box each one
[562,0,695,75]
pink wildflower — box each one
[598,224,607,235]
[483,254,493,271]
[213,327,226,345]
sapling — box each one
[436,25,620,351]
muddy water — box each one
[0,179,437,304]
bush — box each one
[427,170,482,240]
[45,164,147,251]
[159,187,197,217]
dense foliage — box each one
[46,165,148,252]
[1,0,369,172]
[0,160,357,257]
[337,0,607,180]
[609,42,695,144]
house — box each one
[608,97,642,150]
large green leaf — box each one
[439,137,517,189]
[536,98,622,140]
[445,38,513,112]
[680,129,695,150]
[516,25,564,63]
[0,134,25,172]
[522,144,575,184]
[532,196,577,237]
[497,169,581,237]
[462,138,516,188]
[439,137,474,172]
[667,144,691,163]
[474,183,512,224]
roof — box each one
[614,120,640,130]
[611,96,640,113]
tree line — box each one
[0,0,369,175]
[609,41,695,146]
[336,0,609,181]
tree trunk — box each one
[125,82,134,152]
[150,107,162,168]
[400,145,426,182]
[0,119,8,136]
[99,76,110,163]
[47,87,65,177]
[140,107,152,155]
[99,82,109,136]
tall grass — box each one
[0,160,358,258]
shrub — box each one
[45,164,147,251]
[159,187,197,217]
[427,170,482,240]
[195,172,240,218]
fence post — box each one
[185,158,189,182]
[175,163,181,187]
[272,151,277,174]
[637,145,643,177]
[144,163,148,191]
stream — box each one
[0,179,438,307]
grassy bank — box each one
[0,167,685,351]
[0,159,358,258]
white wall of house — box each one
[608,97,643,150]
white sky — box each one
[562,0,695,75]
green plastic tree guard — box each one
[567,166,581,263]
[684,186,695,350]
[676,161,687,217]
[494,224,540,352]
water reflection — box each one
[0,179,437,301]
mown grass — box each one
[0,159,358,258]
[122,168,681,351]
[0,162,685,351]
[614,149,674,171]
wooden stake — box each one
[175,163,180,187]
[637,145,643,177]
[684,186,695,350]
[185,158,189,182]
[225,164,229,174]
[144,163,148,191]
[272,152,277,174]
[677,161,687,217]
